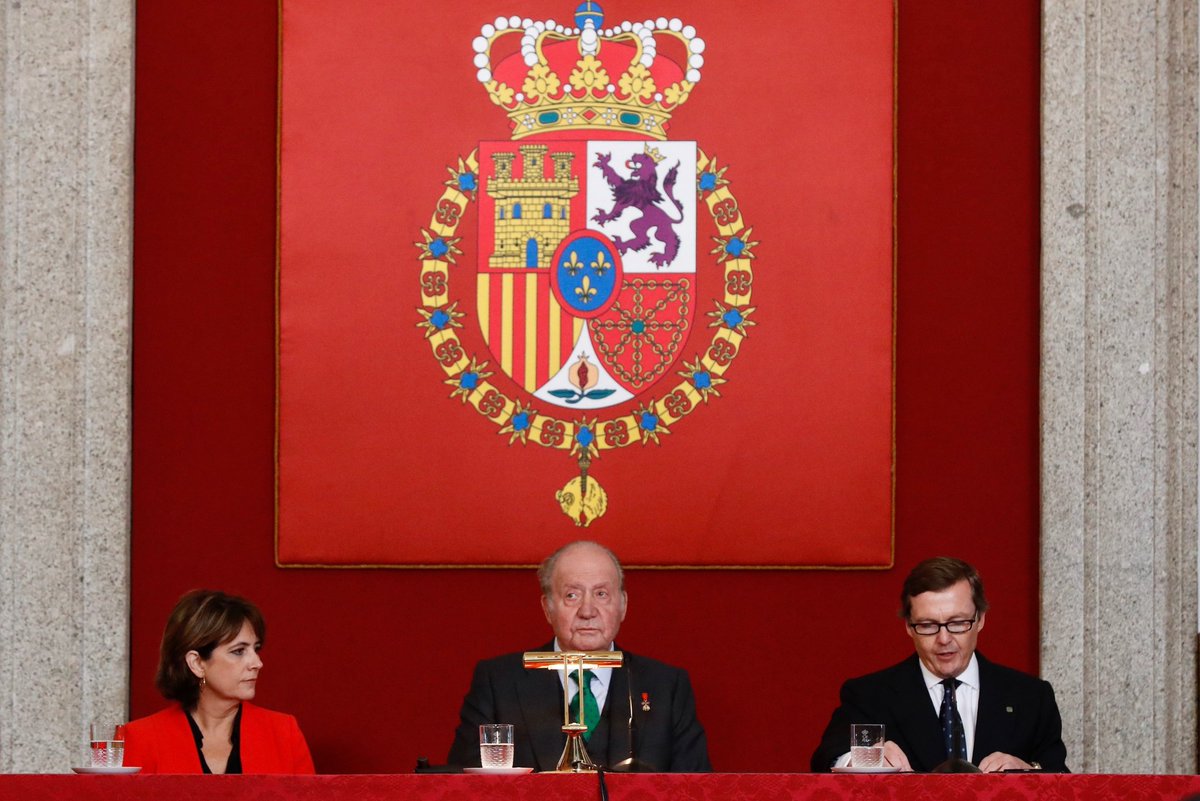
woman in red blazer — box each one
[124,590,315,774]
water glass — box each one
[479,723,514,769]
[89,721,126,768]
[850,723,885,768]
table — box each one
[5,772,1200,801]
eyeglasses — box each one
[908,616,978,636]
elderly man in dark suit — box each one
[811,557,1068,773]
[448,540,711,772]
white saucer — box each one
[463,767,534,775]
[72,766,141,775]
[832,765,901,774]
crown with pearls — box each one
[472,3,705,140]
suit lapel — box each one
[588,706,610,766]
[238,703,261,772]
[972,653,1013,763]
[160,706,204,773]
[602,659,632,768]
[889,656,946,771]
[516,647,569,772]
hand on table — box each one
[977,752,1033,773]
[882,741,913,772]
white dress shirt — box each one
[553,638,613,712]
[918,653,980,761]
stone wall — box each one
[0,0,132,773]
[1041,0,1199,773]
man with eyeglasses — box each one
[810,557,1068,772]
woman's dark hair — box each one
[899,557,989,620]
[155,589,265,709]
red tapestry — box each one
[277,1,895,566]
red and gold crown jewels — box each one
[472,2,705,141]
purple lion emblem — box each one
[591,150,684,268]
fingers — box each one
[882,741,913,772]
[978,752,1032,773]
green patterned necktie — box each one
[572,670,600,741]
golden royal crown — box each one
[473,2,705,141]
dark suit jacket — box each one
[810,653,1068,772]
[123,703,315,774]
[449,644,711,772]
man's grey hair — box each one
[538,540,625,596]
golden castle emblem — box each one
[487,144,579,269]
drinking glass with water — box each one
[89,722,126,768]
[850,723,885,768]
[479,723,514,769]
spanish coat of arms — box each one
[415,2,758,526]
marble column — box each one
[0,1,133,773]
[1042,0,1199,774]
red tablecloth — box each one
[5,772,1200,801]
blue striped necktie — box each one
[939,678,967,760]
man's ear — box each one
[540,594,553,625]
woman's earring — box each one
[199,676,206,691]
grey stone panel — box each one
[0,0,132,773]
[1042,0,1198,774]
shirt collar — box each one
[553,638,615,690]
[918,651,980,691]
